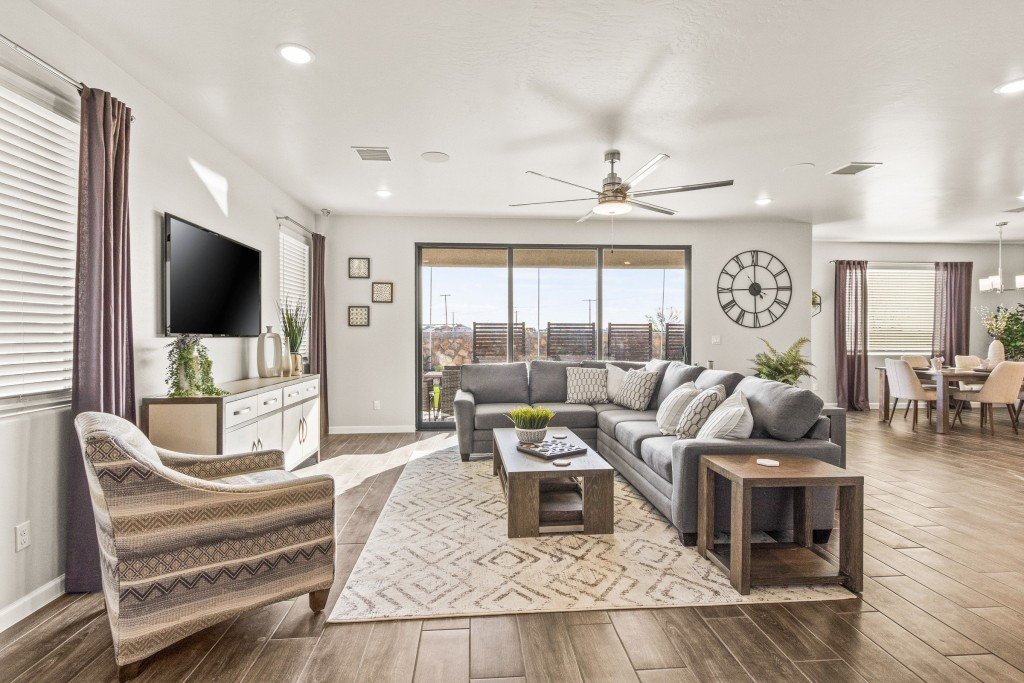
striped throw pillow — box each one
[675,385,726,438]
[696,391,754,439]
[655,382,699,434]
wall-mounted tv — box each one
[163,213,261,336]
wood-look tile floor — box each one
[4,412,1024,682]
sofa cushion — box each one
[640,436,677,483]
[736,376,825,441]
[529,360,581,404]
[473,403,523,429]
[592,402,621,415]
[675,385,726,437]
[644,360,672,408]
[696,391,754,439]
[615,369,660,410]
[566,367,608,404]
[695,369,745,395]
[605,364,626,401]
[583,360,645,371]
[533,402,598,428]
[216,470,298,486]
[461,362,529,404]
[655,362,706,406]
[614,420,665,456]
[598,408,657,437]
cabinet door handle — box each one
[257,438,263,450]
[299,416,306,443]
[251,440,257,452]
[233,406,252,416]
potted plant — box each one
[980,304,1024,362]
[751,337,814,386]
[165,334,226,397]
[506,406,554,443]
[279,297,309,376]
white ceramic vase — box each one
[257,326,283,378]
[988,339,1006,366]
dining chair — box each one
[954,355,984,391]
[900,355,930,369]
[885,358,937,431]
[951,361,1024,435]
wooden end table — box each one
[697,455,863,595]
[492,428,614,538]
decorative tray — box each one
[516,439,587,460]
[972,367,993,373]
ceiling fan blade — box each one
[576,210,595,223]
[622,153,669,189]
[526,170,600,194]
[630,179,734,197]
[509,197,596,207]
[627,199,675,216]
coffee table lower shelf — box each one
[705,542,846,587]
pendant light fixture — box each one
[979,222,1019,292]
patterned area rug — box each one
[328,447,848,622]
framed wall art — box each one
[348,305,370,327]
[348,257,370,279]
[371,281,394,303]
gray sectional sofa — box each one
[453,359,846,545]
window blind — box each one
[279,230,310,356]
[866,265,934,354]
[0,82,78,412]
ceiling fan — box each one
[510,150,734,222]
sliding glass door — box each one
[416,244,690,428]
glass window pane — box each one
[602,249,688,362]
[512,249,598,361]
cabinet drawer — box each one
[284,379,319,406]
[256,389,284,416]
[224,395,258,428]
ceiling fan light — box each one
[592,200,631,216]
[979,277,993,292]
[1016,274,1024,290]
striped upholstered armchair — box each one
[73,412,335,678]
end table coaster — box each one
[756,458,780,467]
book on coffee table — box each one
[516,439,588,460]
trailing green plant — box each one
[165,334,226,397]
[279,297,309,354]
[506,406,554,429]
[751,337,814,386]
[1000,304,1024,360]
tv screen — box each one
[164,214,261,336]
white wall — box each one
[324,215,813,431]
[1,0,314,626]
[811,241,1024,405]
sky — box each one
[420,266,687,329]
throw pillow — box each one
[614,369,660,411]
[655,382,700,434]
[675,384,726,438]
[696,391,754,439]
[605,363,627,402]
[566,367,609,404]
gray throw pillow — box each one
[614,369,660,411]
[565,367,608,404]
[675,385,726,438]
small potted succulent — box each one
[507,406,554,443]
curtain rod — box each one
[829,260,935,264]
[276,215,314,235]
[0,32,83,92]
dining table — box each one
[875,366,995,434]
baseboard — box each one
[0,574,65,634]
[329,425,417,434]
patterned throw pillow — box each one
[656,382,699,434]
[696,391,754,439]
[605,364,626,401]
[614,370,660,411]
[675,385,726,437]
[566,367,608,404]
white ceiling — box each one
[30,0,1024,242]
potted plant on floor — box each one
[751,337,814,386]
[507,406,554,443]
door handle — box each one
[251,440,257,452]
[299,416,306,443]
[257,438,263,450]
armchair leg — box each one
[309,589,330,613]
[1006,404,1019,435]
[118,662,144,682]
[888,398,898,425]
[904,400,912,419]
[912,401,918,431]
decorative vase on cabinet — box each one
[257,326,283,378]
[988,339,1006,366]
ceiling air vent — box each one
[830,162,882,175]
[352,146,391,161]
[1004,206,1024,213]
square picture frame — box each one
[371,281,394,303]
[348,257,370,279]
[348,305,370,327]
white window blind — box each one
[279,230,310,356]
[0,82,78,412]
[867,265,934,354]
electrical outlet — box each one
[711,335,722,345]
[373,400,381,410]
[15,521,30,552]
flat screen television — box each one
[163,213,261,336]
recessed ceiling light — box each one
[376,189,392,198]
[277,44,314,64]
[995,78,1024,95]
[755,197,773,206]
[421,151,450,163]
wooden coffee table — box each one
[492,428,614,538]
[697,454,863,595]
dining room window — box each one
[866,263,934,354]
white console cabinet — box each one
[142,374,321,471]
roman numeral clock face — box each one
[717,250,791,328]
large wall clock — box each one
[717,250,792,328]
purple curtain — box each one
[309,233,329,435]
[835,260,869,411]
[67,88,135,592]
[933,262,973,361]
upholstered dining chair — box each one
[900,355,930,369]
[74,412,336,680]
[951,361,1024,435]
[954,355,985,391]
[885,358,937,430]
